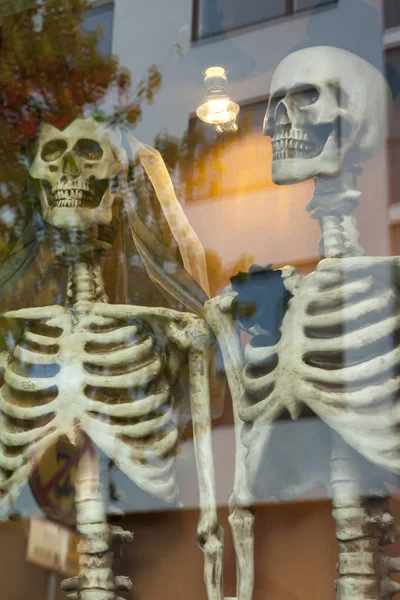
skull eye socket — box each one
[268,92,285,118]
[292,85,320,108]
[41,139,68,162]
[264,92,286,135]
[74,139,103,160]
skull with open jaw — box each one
[30,117,121,229]
[264,47,389,186]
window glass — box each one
[384,0,400,29]
[294,0,336,11]
[386,47,400,207]
[198,0,286,39]
[196,0,339,39]
[81,2,114,55]
[0,1,398,599]
[185,101,269,203]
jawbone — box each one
[39,185,115,229]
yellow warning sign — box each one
[29,434,97,525]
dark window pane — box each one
[386,48,400,139]
[391,223,400,253]
[386,48,400,204]
[388,142,400,205]
[384,0,400,29]
[294,0,337,11]
[198,0,286,39]
[81,3,114,56]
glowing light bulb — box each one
[196,66,239,133]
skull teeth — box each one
[271,127,318,160]
[52,188,95,208]
[272,129,310,142]
[272,149,321,161]
[52,180,90,193]
[272,139,314,152]
[54,198,94,208]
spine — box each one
[307,170,364,259]
[321,215,345,258]
[331,437,399,600]
[61,451,132,600]
[67,257,108,305]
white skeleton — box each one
[0,118,223,600]
[207,47,400,600]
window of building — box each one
[391,222,400,255]
[384,0,400,30]
[387,45,400,255]
[193,0,338,41]
[81,1,114,55]
[386,47,400,212]
[0,1,114,55]
[184,100,271,203]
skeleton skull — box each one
[30,117,121,229]
[264,47,390,185]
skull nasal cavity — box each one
[62,153,80,178]
[275,101,291,127]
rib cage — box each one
[0,304,182,511]
[240,257,400,479]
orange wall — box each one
[0,501,341,600]
[3,496,400,599]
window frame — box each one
[192,0,338,43]
[89,0,114,8]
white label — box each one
[27,517,79,576]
